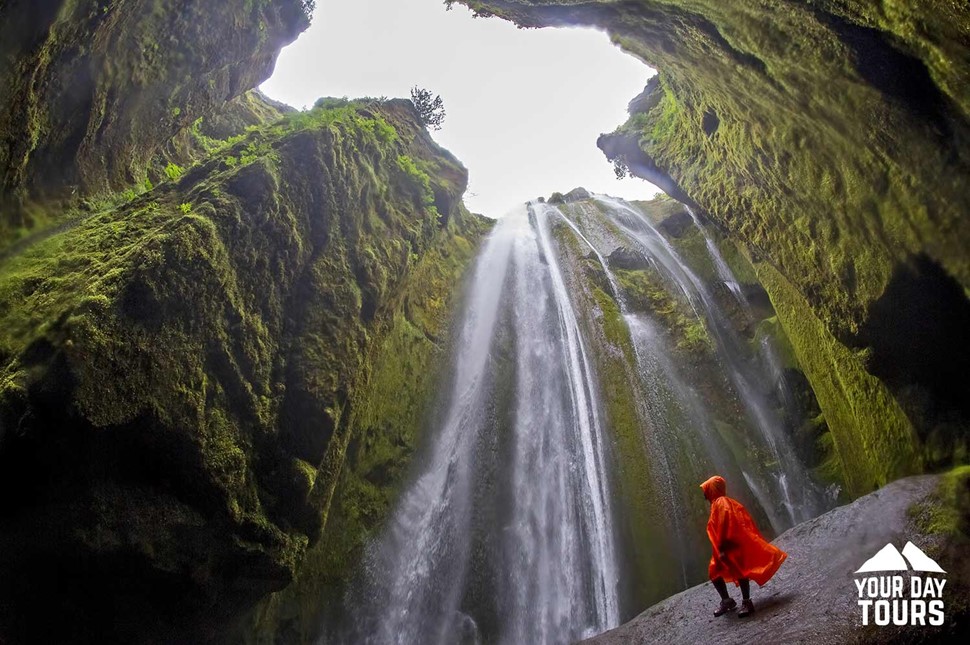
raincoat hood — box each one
[700,475,727,502]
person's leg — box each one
[712,577,730,600]
[712,577,737,617]
[738,578,755,617]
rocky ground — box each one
[586,475,969,644]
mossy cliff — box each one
[158,89,296,180]
[0,96,488,643]
[457,0,970,494]
[0,0,310,224]
[241,206,487,645]
[627,196,832,487]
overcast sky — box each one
[261,0,659,218]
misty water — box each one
[339,198,831,644]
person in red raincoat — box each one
[701,475,787,618]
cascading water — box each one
[686,206,749,309]
[540,204,693,588]
[345,206,620,644]
[341,194,831,644]
[510,203,620,641]
[686,207,800,416]
[344,213,517,645]
[588,194,824,527]
[549,196,792,563]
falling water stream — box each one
[345,214,517,645]
[686,206,749,308]
[347,207,620,644]
[342,196,829,644]
[589,195,823,527]
[684,206,802,425]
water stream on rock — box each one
[341,197,828,644]
[684,206,801,413]
[590,195,823,528]
[345,207,620,644]
[687,206,749,309]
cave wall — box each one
[0,2,492,640]
[0,95,487,643]
[0,0,310,223]
[458,0,970,494]
[242,208,486,643]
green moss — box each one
[718,240,759,286]
[630,194,684,223]
[0,1,310,224]
[670,231,718,282]
[614,266,711,354]
[589,285,681,606]
[243,220,490,643]
[752,316,798,370]
[396,154,434,206]
[908,465,970,538]
[0,97,482,636]
[756,261,922,495]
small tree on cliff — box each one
[410,86,446,131]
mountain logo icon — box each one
[855,542,946,574]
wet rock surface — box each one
[586,475,967,644]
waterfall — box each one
[345,206,620,644]
[344,212,518,645]
[686,207,798,412]
[341,195,829,644]
[589,194,822,527]
[686,207,749,308]
[539,203,693,588]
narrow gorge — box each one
[0,1,967,644]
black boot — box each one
[714,597,737,617]
[738,598,755,618]
[711,577,735,617]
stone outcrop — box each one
[586,471,970,644]
[0,0,310,222]
[0,93,486,644]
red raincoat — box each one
[701,475,787,586]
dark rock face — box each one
[459,0,970,493]
[0,0,309,220]
[564,186,591,202]
[607,246,649,271]
[0,99,485,643]
[655,209,691,239]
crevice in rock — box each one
[857,254,970,459]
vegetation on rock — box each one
[0,96,487,642]
[243,209,488,643]
[545,194,830,614]
[0,0,309,228]
[410,86,447,131]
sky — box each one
[261,0,660,218]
